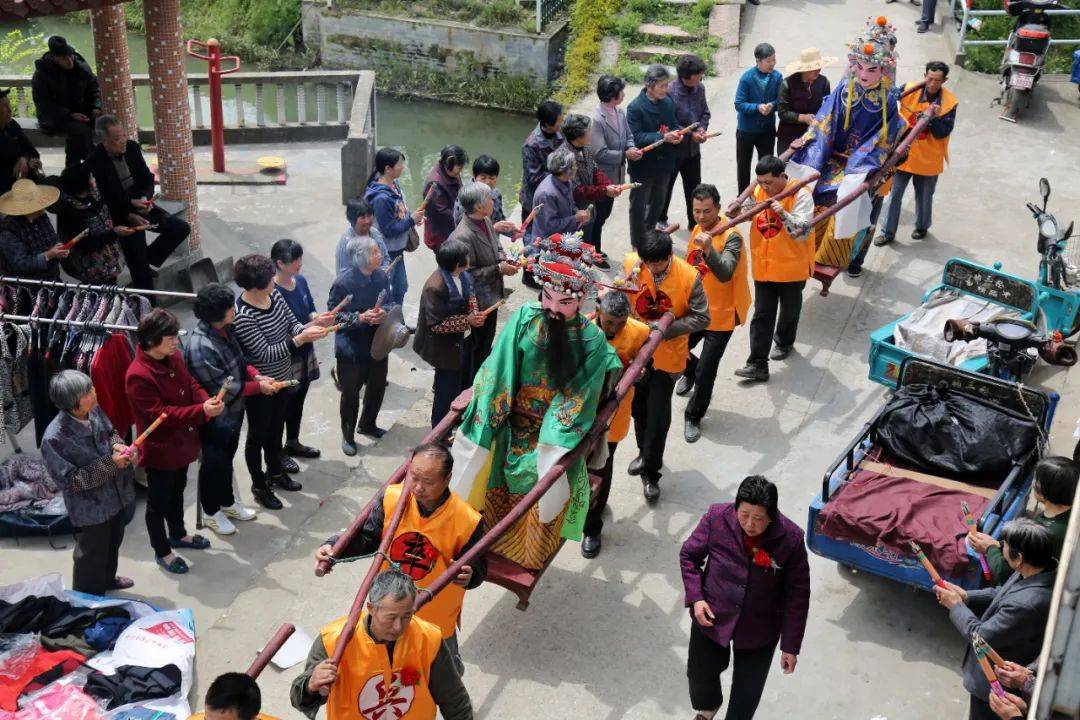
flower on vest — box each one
[399,667,421,687]
[752,548,781,572]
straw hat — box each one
[784,47,839,75]
[0,179,60,216]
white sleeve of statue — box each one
[449,432,490,504]
[535,443,571,524]
[833,171,870,239]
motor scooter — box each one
[943,317,1076,382]
[1027,178,1080,335]
[997,0,1064,122]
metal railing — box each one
[948,0,1080,65]
[535,0,567,33]
[0,70,361,143]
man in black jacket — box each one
[0,89,44,195]
[31,36,100,167]
[87,115,189,290]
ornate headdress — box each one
[843,15,899,140]
[527,232,603,298]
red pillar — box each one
[142,0,200,250]
[89,5,138,141]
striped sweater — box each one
[234,291,304,381]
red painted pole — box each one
[246,623,295,678]
[206,40,225,173]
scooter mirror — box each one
[1039,177,1051,205]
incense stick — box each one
[213,375,234,403]
[416,186,436,214]
[122,412,167,457]
[961,501,993,581]
[58,229,89,252]
[909,541,946,588]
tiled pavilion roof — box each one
[0,0,127,20]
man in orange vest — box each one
[582,289,651,558]
[675,184,751,443]
[291,570,472,720]
[624,229,710,502]
[314,442,485,675]
[875,61,957,247]
[734,156,814,382]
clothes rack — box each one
[0,276,197,300]
[0,313,186,335]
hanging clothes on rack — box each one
[91,333,135,438]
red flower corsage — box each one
[659,124,669,134]
[752,548,781,572]
[398,666,421,687]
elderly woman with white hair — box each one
[328,234,392,456]
[627,63,683,248]
[532,146,591,243]
[449,180,518,383]
[40,369,136,595]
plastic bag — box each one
[0,634,41,681]
[873,382,1039,482]
[13,685,105,720]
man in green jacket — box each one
[968,456,1076,584]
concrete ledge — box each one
[22,124,348,149]
[341,70,376,204]
[709,4,741,49]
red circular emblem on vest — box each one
[388,531,438,580]
[686,249,708,276]
[755,210,783,239]
[635,288,672,320]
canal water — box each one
[0,16,534,206]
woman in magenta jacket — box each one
[125,308,225,574]
[679,475,811,720]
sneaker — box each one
[684,418,701,444]
[222,503,257,521]
[916,21,928,32]
[846,265,863,278]
[285,441,321,459]
[769,344,793,361]
[911,228,928,239]
[342,438,358,456]
[281,456,301,474]
[269,473,302,492]
[675,374,694,397]
[252,486,283,510]
[873,234,894,247]
[205,511,237,536]
[734,363,769,382]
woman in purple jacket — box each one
[680,475,810,720]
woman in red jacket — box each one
[125,309,225,574]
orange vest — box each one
[189,714,278,720]
[623,253,699,373]
[603,317,650,443]
[320,613,442,720]
[749,182,814,283]
[686,225,751,331]
[381,485,481,639]
[898,83,958,177]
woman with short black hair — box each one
[41,369,135,594]
[233,254,328,508]
[422,144,468,251]
[184,283,275,534]
[365,147,423,306]
[679,475,810,719]
[125,309,225,574]
[272,239,331,465]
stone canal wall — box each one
[302,2,569,84]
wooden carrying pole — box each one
[709,171,820,237]
[315,404,469,577]
[247,623,295,677]
[413,312,675,611]
[726,79,928,215]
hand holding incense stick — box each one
[271,379,300,390]
[213,376,234,403]
[515,203,543,239]
[615,182,642,192]
[973,635,1007,698]
[480,300,505,317]
[641,123,700,153]
[59,229,89,251]
[329,294,352,316]
[416,185,436,214]
[123,412,167,457]
[961,501,993,581]
[909,541,946,588]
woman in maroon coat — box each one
[125,309,225,574]
[680,475,811,720]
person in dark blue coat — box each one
[733,43,782,193]
[328,234,392,456]
[626,64,682,248]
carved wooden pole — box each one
[142,0,200,249]
[89,4,138,141]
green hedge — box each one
[963,0,1080,74]
[555,0,620,105]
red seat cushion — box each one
[1018,25,1050,39]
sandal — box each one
[169,534,210,550]
[111,576,135,590]
[156,555,189,574]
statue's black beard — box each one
[543,312,583,389]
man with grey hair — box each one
[88,113,189,289]
[581,289,652,558]
[292,569,473,720]
[627,64,683,248]
[40,369,136,594]
[533,146,591,243]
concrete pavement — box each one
[3,1,1079,718]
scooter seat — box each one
[1018,24,1050,40]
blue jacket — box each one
[364,179,413,253]
[328,267,390,362]
[532,174,579,238]
[734,67,782,133]
[626,88,679,180]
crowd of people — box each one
[5,22,1072,720]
